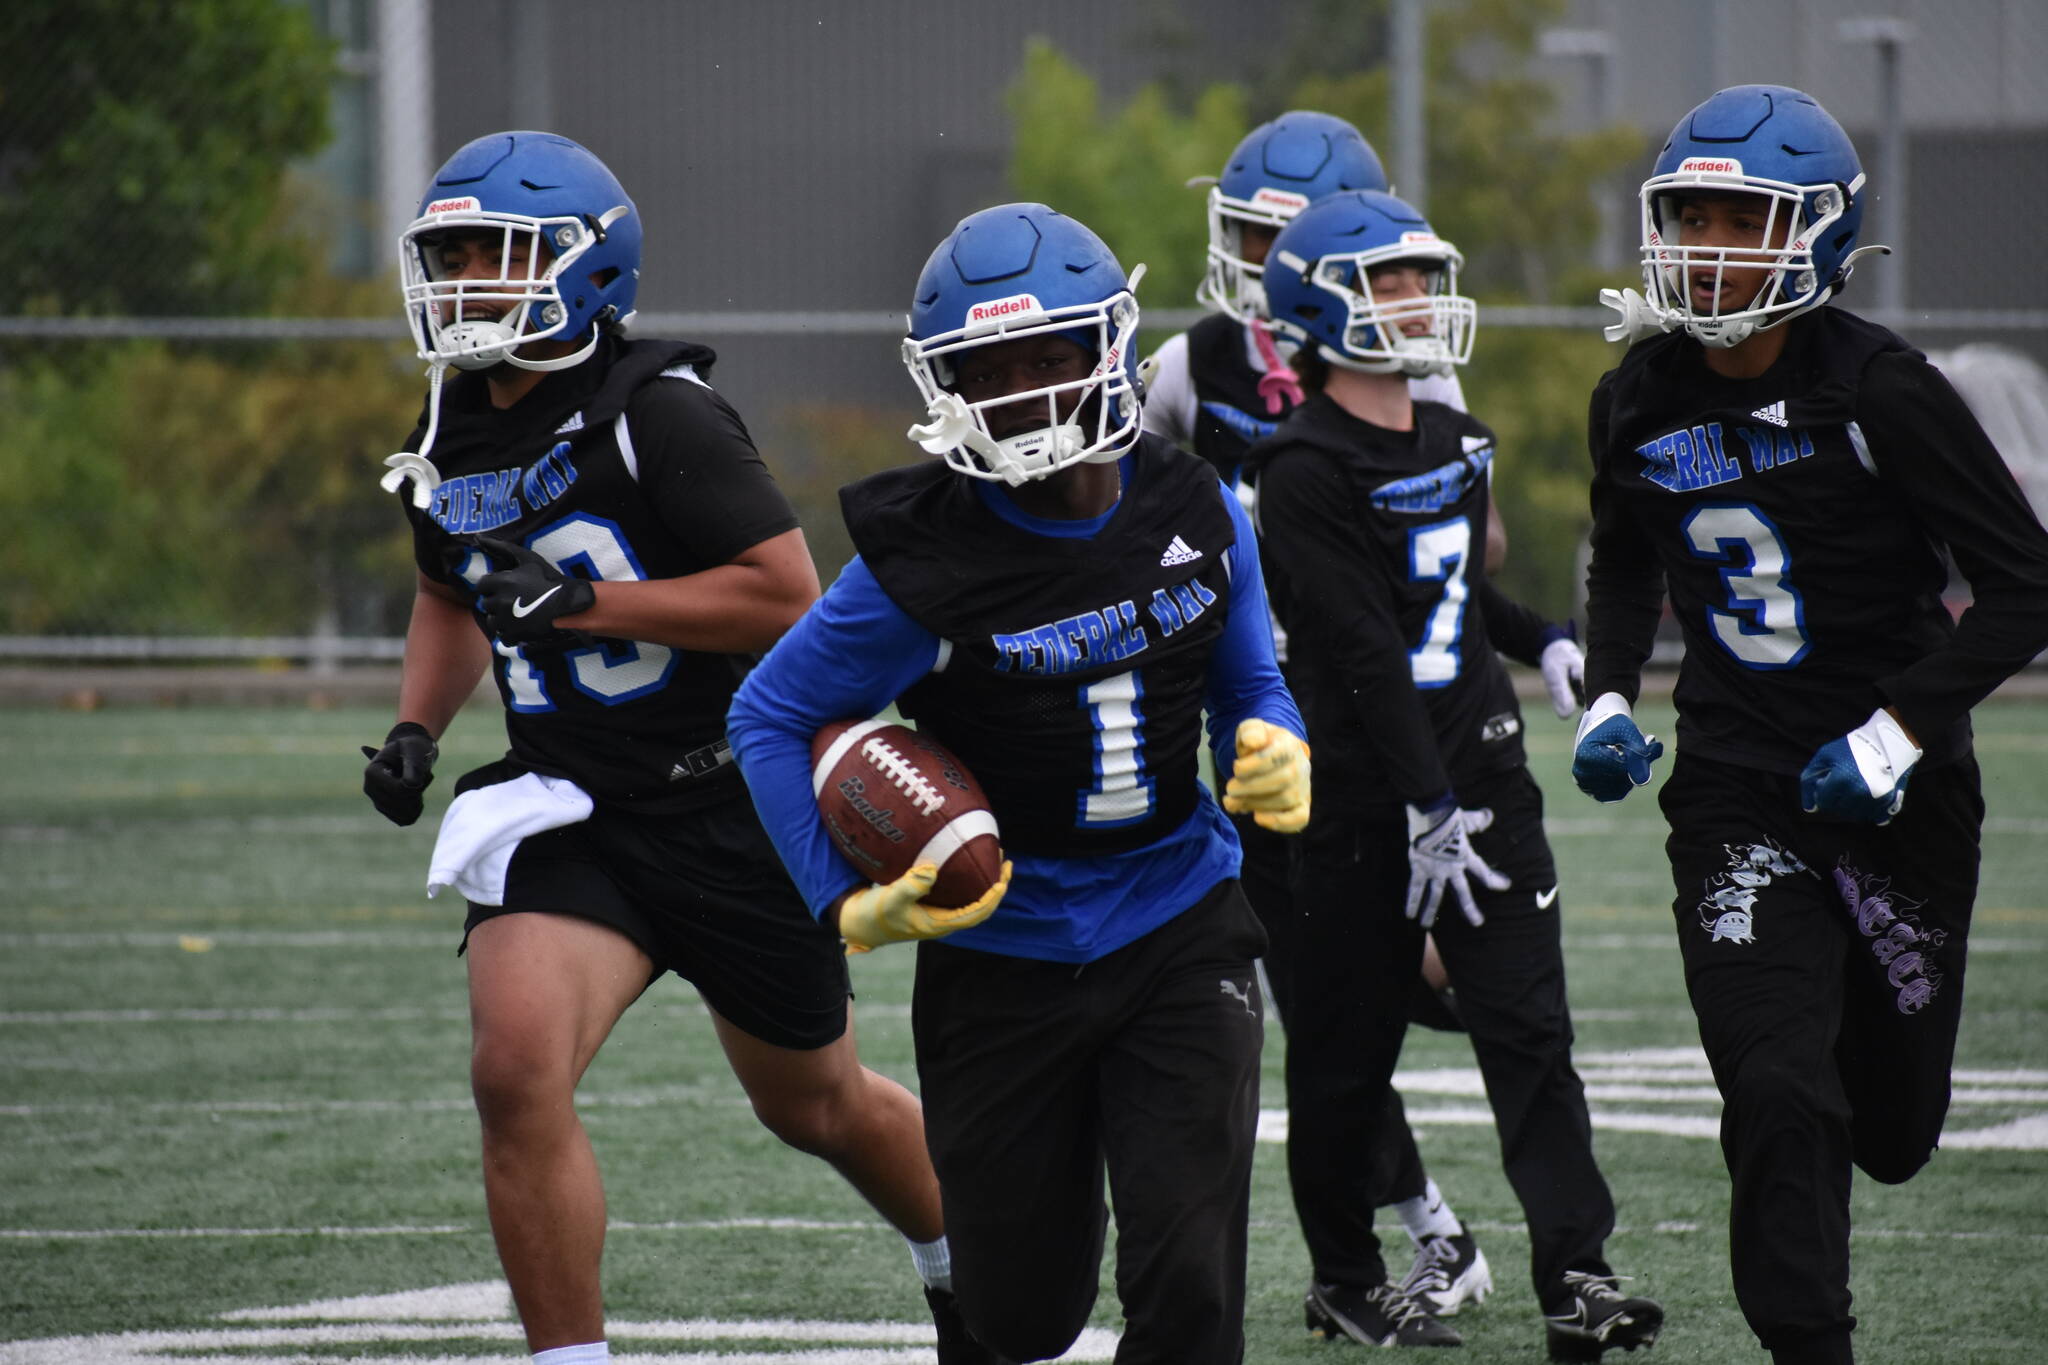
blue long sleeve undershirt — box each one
[726,467,1301,964]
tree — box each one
[0,4,421,639]
[0,0,333,316]
[1285,0,1640,305]
[0,337,424,634]
[1002,3,1644,620]
[1004,38,1249,319]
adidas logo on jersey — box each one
[1159,535,1203,567]
[554,410,585,435]
[1750,400,1787,428]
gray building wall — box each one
[424,0,1288,420]
[396,1,2046,416]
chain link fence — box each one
[3,0,2043,685]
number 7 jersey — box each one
[1584,307,2048,775]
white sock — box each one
[908,1233,953,1291]
[533,1343,608,1365]
[1397,1178,1464,1245]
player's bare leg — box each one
[710,1005,944,1240]
[466,912,654,1353]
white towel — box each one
[427,771,595,905]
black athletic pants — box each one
[1284,766,1617,1305]
[1237,810,1429,1213]
[913,880,1268,1364]
[1659,752,1982,1365]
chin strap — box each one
[380,363,448,510]
[504,323,602,372]
[1598,287,1679,346]
[1248,317,1304,414]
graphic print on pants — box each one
[1696,840,1808,945]
[1832,859,1948,1015]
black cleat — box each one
[926,1285,1003,1365]
[1306,1279,1463,1347]
[1544,1271,1662,1361]
[1399,1232,1493,1317]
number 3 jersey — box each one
[1248,396,1557,815]
[1585,307,2048,775]
[396,336,800,811]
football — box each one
[810,719,1003,909]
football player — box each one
[360,132,986,1363]
[1578,85,2048,1365]
[1144,110,1516,1340]
[727,203,1310,1363]
[1144,109,1504,569]
[1249,189,1661,1361]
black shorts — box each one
[463,784,850,1051]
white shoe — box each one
[1399,1232,1493,1317]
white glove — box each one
[1539,636,1586,719]
[1404,799,1511,929]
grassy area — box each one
[3,700,2045,1362]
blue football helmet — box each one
[1637,85,1869,347]
[1198,111,1388,322]
[399,131,642,372]
[1264,190,1475,378]
[903,204,1145,486]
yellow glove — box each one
[1222,718,1312,833]
[836,860,1014,954]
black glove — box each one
[361,721,439,826]
[469,534,596,645]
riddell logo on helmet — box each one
[967,293,1043,324]
[426,196,481,214]
[1400,232,1441,247]
[1251,188,1310,211]
[1679,157,1744,176]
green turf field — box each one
[3,700,2044,1363]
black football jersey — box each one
[1247,396,1550,814]
[398,336,800,811]
[841,435,1239,857]
[1185,311,1286,481]
[1585,308,2048,775]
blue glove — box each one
[1572,692,1664,803]
[1800,708,1922,824]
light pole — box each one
[1840,16,1914,316]
[375,0,434,262]
[1391,0,1427,212]
[1539,27,1622,271]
